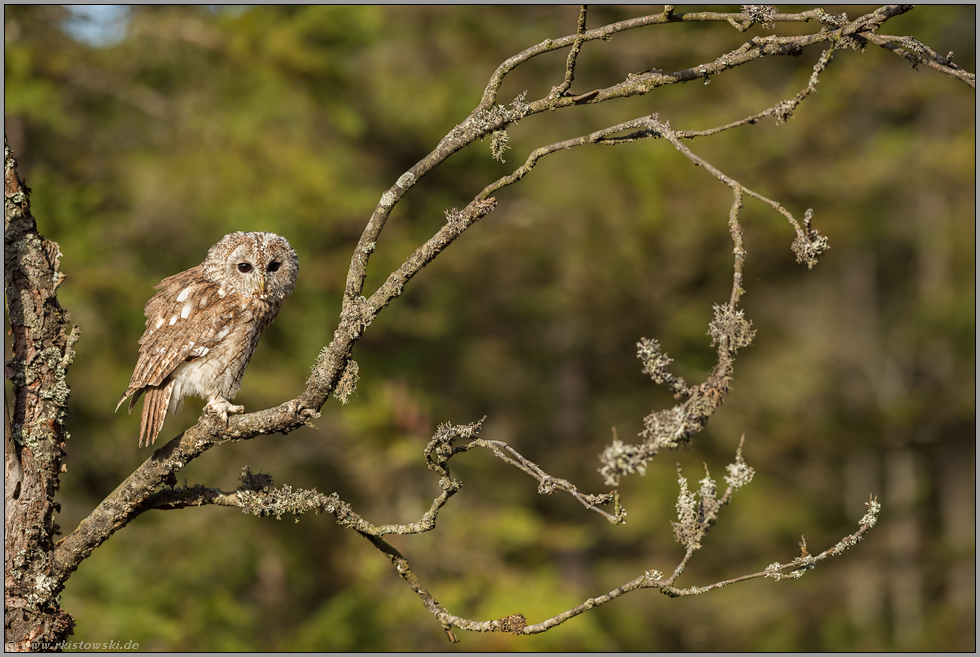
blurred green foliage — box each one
[5,5,975,651]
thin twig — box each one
[653,495,882,595]
[866,32,976,87]
[676,48,835,140]
[459,438,623,523]
[647,116,804,235]
[550,5,589,99]
[728,188,746,309]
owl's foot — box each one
[204,397,245,426]
[276,399,321,434]
[283,398,319,420]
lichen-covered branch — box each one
[675,47,836,140]
[215,428,877,641]
[102,346,880,645]
[727,189,747,308]
[598,194,758,487]
[467,439,623,523]
[651,495,882,596]
[642,115,832,269]
[127,424,757,641]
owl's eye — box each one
[267,262,281,273]
[237,263,253,273]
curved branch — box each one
[343,5,922,306]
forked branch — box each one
[166,432,878,641]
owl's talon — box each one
[205,398,245,426]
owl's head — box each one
[202,231,299,303]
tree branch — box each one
[212,427,878,640]
[868,33,976,88]
[41,5,964,643]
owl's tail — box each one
[139,380,176,447]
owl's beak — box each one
[257,274,266,296]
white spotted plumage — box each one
[117,231,298,446]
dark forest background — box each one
[4,5,975,651]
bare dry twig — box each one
[549,5,589,100]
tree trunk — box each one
[4,136,78,651]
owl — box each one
[117,231,298,447]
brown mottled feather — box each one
[121,270,227,391]
[117,268,257,408]
[140,380,175,447]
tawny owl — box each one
[117,231,298,447]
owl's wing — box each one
[116,268,251,412]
